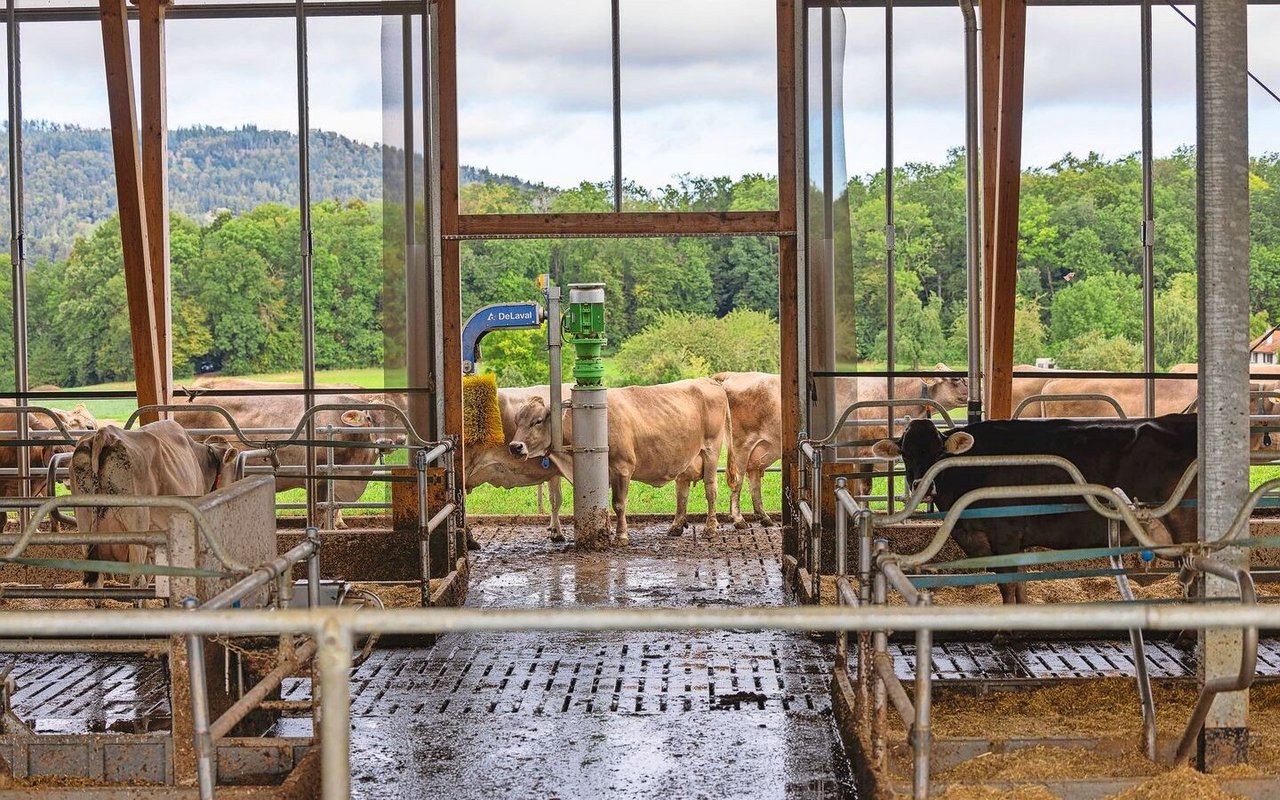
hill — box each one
[0,122,541,260]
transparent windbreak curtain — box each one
[380,14,435,439]
[806,6,855,440]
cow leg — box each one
[669,478,691,537]
[750,470,774,528]
[548,478,565,543]
[613,475,631,544]
[702,455,719,535]
[728,466,748,529]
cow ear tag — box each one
[541,456,551,469]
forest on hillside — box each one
[1,139,1279,388]
[0,123,539,261]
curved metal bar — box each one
[873,453,1096,526]
[1139,461,1199,520]
[1217,477,1280,544]
[127,403,262,447]
[1012,393,1127,420]
[12,495,248,571]
[279,402,437,449]
[810,396,958,447]
[889,482,1156,568]
[0,405,76,443]
[1173,555,1258,765]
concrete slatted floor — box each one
[277,524,856,799]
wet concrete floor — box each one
[279,523,855,799]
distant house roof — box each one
[1250,325,1280,356]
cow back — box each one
[930,415,1197,549]
[601,379,729,486]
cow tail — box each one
[723,397,739,491]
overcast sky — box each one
[12,4,1280,190]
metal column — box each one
[6,1,29,527]
[1195,0,1251,770]
[1141,0,1156,418]
[961,0,982,423]
[296,0,318,527]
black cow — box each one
[871,414,1198,604]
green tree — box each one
[1048,270,1142,349]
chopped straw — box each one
[935,785,1060,800]
[1102,766,1250,800]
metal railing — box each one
[0,599,1274,800]
[824,453,1271,799]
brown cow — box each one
[464,385,565,541]
[71,420,237,587]
[174,393,382,529]
[185,377,407,437]
[509,378,733,544]
[1030,365,1199,419]
[832,364,969,442]
[0,402,100,528]
[713,372,781,529]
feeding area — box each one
[0,0,1278,798]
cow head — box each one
[921,364,969,411]
[871,418,974,490]
[509,397,552,459]
[202,434,241,490]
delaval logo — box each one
[485,306,537,324]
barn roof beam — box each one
[100,0,168,424]
[981,0,1026,420]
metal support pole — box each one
[885,0,897,401]
[960,0,983,423]
[610,0,622,212]
[835,478,849,664]
[547,282,563,454]
[296,0,318,529]
[810,446,822,598]
[7,2,28,528]
[307,526,321,611]
[871,541,889,773]
[416,447,431,606]
[567,283,610,549]
[318,618,353,800]
[1141,0,1156,418]
[1196,0,1251,770]
[183,598,216,800]
[912,594,933,800]
[324,426,336,530]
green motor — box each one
[565,283,607,387]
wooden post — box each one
[140,0,171,408]
[437,0,464,488]
[980,0,1026,419]
[778,0,801,543]
[100,0,163,423]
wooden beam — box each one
[984,0,1026,420]
[438,0,458,240]
[438,0,463,455]
[454,211,791,239]
[980,0,1000,375]
[100,0,163,424]
[778,0,801,539]
[140,0,171,408]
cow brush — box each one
[462,374,505,449]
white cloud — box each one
[5,5,1280,188]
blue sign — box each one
[462,302,545,374]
